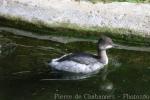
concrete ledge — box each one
[0,0,150,36]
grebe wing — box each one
[58,53,98,65]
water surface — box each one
[0,30,150,100]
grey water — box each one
[0,29,150,100]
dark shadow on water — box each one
[42,69,99,80]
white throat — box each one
[99,50,108,65]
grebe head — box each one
[98,36,114,50]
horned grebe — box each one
[49,36,114,74]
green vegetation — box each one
[0,16,150,46]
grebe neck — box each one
[98,50,108,65]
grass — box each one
[0,16,150,46]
